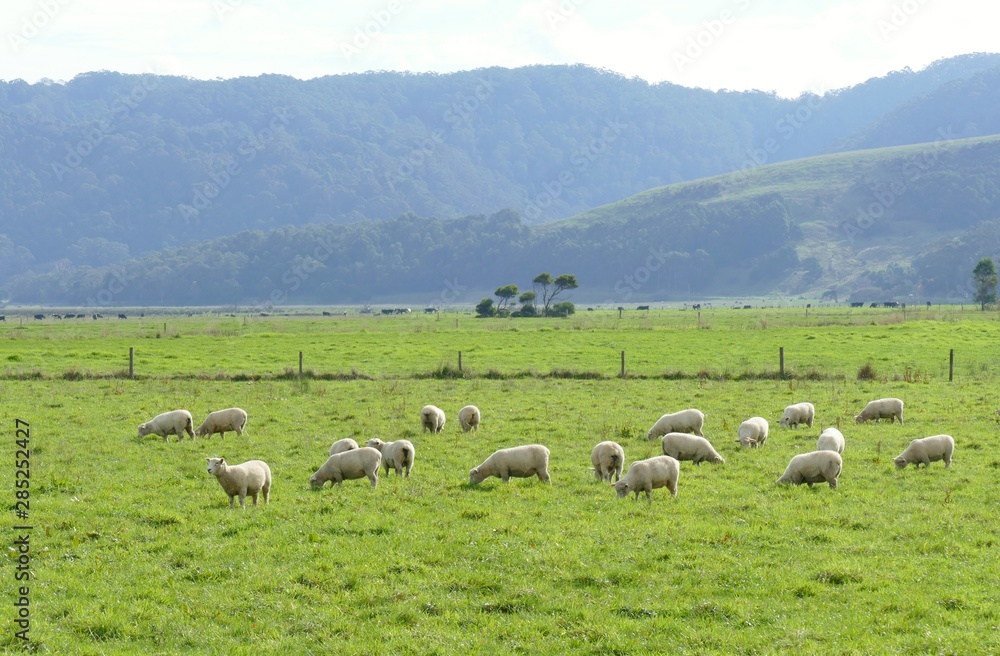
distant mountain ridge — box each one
[3,54,1000,303]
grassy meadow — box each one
[2,307,1000,654]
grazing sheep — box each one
[816,427,845,454]
[329,438,359,456]
[205,457,271,509]
[195,407,248,439]
[736,417,769,448]
[780,402,815,428]
[458,405,481,432]
[138,409,194,441]
[646,408,705,440]
[469,444,550,485]
[365,438,416,477]
[776,450,842,488]
[893,434,954,469]
[613,456,680,500]
[309,447,382,489]
[661,432,725,465]
[591,441,625,482]
[420,405,446,433]
[854,398,904,425]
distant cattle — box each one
[692,303,701,311]
[381,309,393,315]
[424,307,438,314]
[869,303,879,308]
[322,311,331,316]
[118,313,128,319]
[53,314,62,319]
[926,301,932,308]
[743,305,752,310]
[259,313,270,317]
[883,301,899,308]
[395,308,411,314]
[0,315,5,321]
[851,302,864,308]
[636,305,650,311]
[33,314,44,320]
[806,304,811,309]
[586,307,594,311]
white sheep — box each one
[329,438,359,456]
[420,405,446,433]
[591,441,625,482]
[613,455,680,500]
[205,457,271,509]
[776,450,842,488]
[458,405,481,432]
[736,417,769,448]
[309,447,382,489]
[661,432,725,465]
[893,434,954,469]
[780,402,815,428]
[646,408,705,440]
[365,438,416,477]
[816,427,845,454]
[195,407,248,439]
[138,409,194,441]
[469,444,550,485]
[854,398,904,425]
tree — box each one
[972,257,998,310]
[494,284,518,311]
[475,297,497,318]
[548,301,576,318]
[533,272,579,314]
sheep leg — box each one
[251,491,259,506]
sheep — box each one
[329,438,359,456]
[591,441,625,482]
[469,444,550,485]
[420,405,446,433]
[194,407,248,439]
[458,405,481,432]
[661,432,725,465]
[646,408,705,440]
[816,427,845,454]
[138,409,194,441]
[613,455,680,500]
[205,457,271,509]
[736,417,769,448]
[893,434,954,469]
[780,402,815,428]
[309,447,382,489]
[365,438,416,477]
[776,450,842,488]
[854,398,904,425]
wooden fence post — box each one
[458,351,463,373]
[129,347,134,378]
[779,347,785,379]
[299,351,303,377]
[949,349,954,382]
[620,350,625,378]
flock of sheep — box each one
[137,396,955,508]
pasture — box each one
[2,307,1000,654]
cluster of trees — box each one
[972,258,998,309]
[475,273,579,318]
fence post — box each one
[779,347,785,379]
[299,351,303,377]
[697,311,701,328]
[618,307,623,319]
[458,351,463,373]
[949,349,954,382]
[129,347,134,378]
[620,350,625,378]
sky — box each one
[2,0,998,97]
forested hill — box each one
[3,53,1000,290]
[9,135,1000,306]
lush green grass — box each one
[3,307,1000,381]
[2,311,1000,654]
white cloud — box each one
[0,0,997,96]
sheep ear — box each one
[205,458,211,462]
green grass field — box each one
[2,308,1000,654]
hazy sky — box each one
[3,0,997,97]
